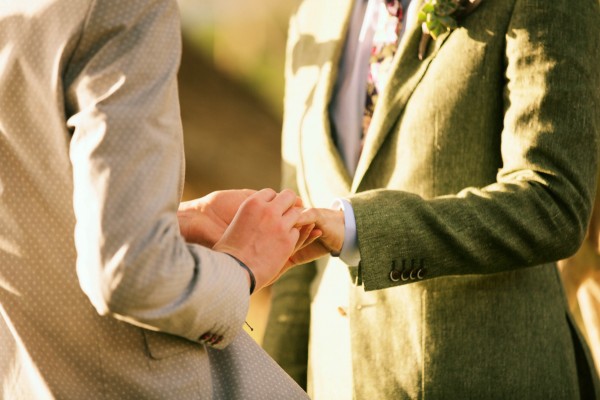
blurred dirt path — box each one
[178,38,282,197]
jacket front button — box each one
[389,270,401,282]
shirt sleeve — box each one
[332,198,361,266]
[64,0,248,348]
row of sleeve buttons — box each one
[198,332,223,347]
[389,259,426,282]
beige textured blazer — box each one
[0,1,307,398]
[264,0,600,398]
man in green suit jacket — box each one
[264,0,600,398]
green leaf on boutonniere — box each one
[417,0,483,60]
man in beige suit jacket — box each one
[0,0,312,398]
[264,0,600,398]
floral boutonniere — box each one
[417,0,483,60]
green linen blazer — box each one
[264,0,600,398]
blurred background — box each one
[176,0,300,344]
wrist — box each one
[330,209,345,256]
[225,253,256,295]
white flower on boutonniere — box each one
[417,0,483,60]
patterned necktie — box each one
[362,0,403,149]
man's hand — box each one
[261,207,345,287]
[177,189,255,248]
[291,207,345,265]
[178,189,344,292]
[213,189,313,292]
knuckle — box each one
[261,188,277,197]
[243,196,262,210]
[280,189,294,197]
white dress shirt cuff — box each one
[331,198,361,266]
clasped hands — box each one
[177,189,345,293]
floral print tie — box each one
[362,0,403,149]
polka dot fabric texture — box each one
[0,0,307,398]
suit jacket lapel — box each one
[319,0,356,118]
[298,0,355,199]
[351,0,452,192]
